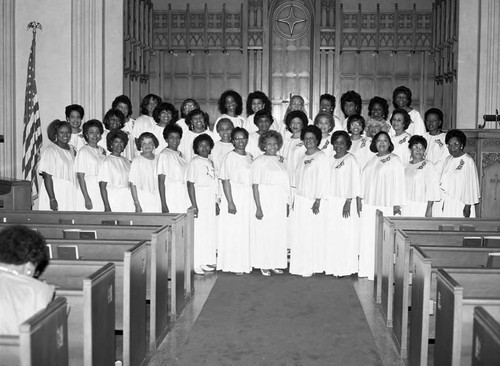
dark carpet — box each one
[174,272,383,366]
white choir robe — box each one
[326,153,361,276]
[244,114,284,135]
[403,160,441,217]
[423,132,449,173]
[439,153,480,217]
[99,129,136,162]
[289,150,330,276]
[246,132,264,160]
[157,148,190,213]
[217,151,253,273]
[175,118,190,133]
[359,153,405,280]
[211,141,234,175]
[132,115,156,139]
[390,132,411,164]
[97,155,134,212]
[69,133,86,152]
[74,144,107,211]
[150,124,168,155]
[185,155,218,268]
[407,109,426,136]
[250,155,290,270]
[38,143,77,211]
[129,155,161,213]
[178,130,217,163]
[319,134,335,161]
[349,136,375,171]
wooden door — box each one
[269,1,313,124]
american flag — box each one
[22,32,43,197]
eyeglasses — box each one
[233,137,248,141]
[410,145,425,151]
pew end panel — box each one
[380,223,400,328]
[374,209,384,303]
[0,336,20,366]
[472,307,500,365]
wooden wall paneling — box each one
[312,0,321,117]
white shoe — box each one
[201,264,215,272]
[194,267,205,275]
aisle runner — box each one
[174,272,383,365]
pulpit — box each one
[0,179,32,210]
[463,130,500,217]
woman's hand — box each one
[215,203,220,216]
[161,204,169,213]
[312,199,321,215]
[286,204,290,217]
[49,198,58,211]
[342,199,352,218]
[134,202,143,213]
[84,197,93,210]
[189,205,199,218]
[104,204,111,212]
[393,205,402,215]
[357,197,362,217]
[228,202,237,215]
[463,204,471,218]
[255,207,264,220]
[425,206,432,217]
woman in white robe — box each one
[217,128,253,274]
[151,102,179,154]
[314,112,335,161]
[326,131,361,277]
[112,95,137,158]
[440,129,480,217]
[186,134,219,275]
[213,90,246,131]
[359,131,406,280]
[66,104,86,152]
[392,86,426,136]
[423,108,449,173]
[176,98,200,133]
[289,125,330,277]
[158,124,190,213]
[244,91,283,134]
[347,115,375,171]
[178,109,216,163]
[99,109,136,161]
[39,120,77,211]
[98,130,134,212]
[281,110,308,175]
[129,132,161,213]
[74,120,107,211]
[251,131,290,276]
[403,135,441,217]
[132,94,162,140]
[389,108,412,164]
[211,118,235,174]
[246,110,273,160]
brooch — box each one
[335,160,345,169]
[278,156,285,163]
[436,139,444,148]
[297,142,304,147]
[456,159,464,170]
[399,136,408,144]
[360,138,366,148]
[322,140,330,149]
[304,158,314,165]
[417,161,427,170]
[381,156,391,163]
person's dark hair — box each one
[180,99,201,118]
[445,129,467,147]
[300,125,322,146]
[314,112,335,131]
[408,135,428,150]
[346,114,366,134]
[320,94,336,113]
[153,102,178,125]
[391,108,412,130]
[193,133,215,153]
[139,94,162,115]
[340,90,362,117]
[65,104,85,119]
[106,129,129,152]
[135,132,159,151]
[163,123,183,141]
[82,119,104,142]
[331,130,352,150]
[253,109,273,126]
[246,91,272,116]
[215,118,234,132]
[370,131,394,153]
[368,97,389,119]
[392,86,412,108]
[47,120,71,142]
[424,108,444,130]
[258,130,283,151]
[218,90,243,115]
[111,95,133,118]
[103,109,126,130]
[0,225,50,276]
[231,127,249,141]
[285,110,308,133]
[186,109,209,131]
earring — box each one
[26,269,32,276]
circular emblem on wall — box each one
[273,2,310,41]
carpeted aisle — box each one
[174,272,383,366]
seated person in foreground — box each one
[0,225,54,335]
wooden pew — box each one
[48,240,148,366]
[471,307,500,365]
[0,297,68,366]
[409,246,500,366]
[375,211,500,303]
[381,228,497,329]
[434,269,500,366]
[39,263,115,366]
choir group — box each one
[37,87,481,279]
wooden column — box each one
[0,0,16,177]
